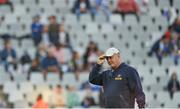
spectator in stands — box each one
[32,94,48,109]
[36,43,47,62]
[51,43,72,73]
[20,51,31,65]
[171,32,180,65]
[45,15,60,45]
[90,0,112,21]
[81,96,96,108]
[148,37,173,64]
[0,98,6,108]
[20,50,32,73]
[31,15,43,46]
[0,40,17,73]
[28,58,41,79]
[42,25,50,46]
[163,26,173,40]
[66,85,80,108]
[72,0,92,20]
[50,85,67,108]
[113,0,140,20]
[83,41,101,70]
[167,72,180,99]
[41,48,63,80]
[81,89,96,108]
[0,0,13,12]
[171,17,180,35]
[71,51,81,72]
[51,43,65,65]
[59,24,72,49]
[162,8,172,21]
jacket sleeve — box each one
[89,64,103,86]
[127,68,145,108]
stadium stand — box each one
[0,0,180,108]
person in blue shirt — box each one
[41,48,63,80]
[89,47,145,108]
[0,40,17,73]
[31,15,43,46]
[91,0,111,21]
[72,0,91,20]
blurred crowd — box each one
[148,17,180,65]
[0,14,104,80]
[31,84,101,108]
[0,0,153,76]
[167,72,180,99]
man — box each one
[32,94,48,109]
[41,48,63,80]
[31,15,43,46]
[0,40,17,73]
[50,85,67,107]
[113,0,140,20]
[89,47,145,108]
[46,15,60,45]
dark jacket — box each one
[167,79,180,92]
[89,63,145,108]
[0,48,16,61]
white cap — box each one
[105,47,120,57]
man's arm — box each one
[89,54,106,86]
[89,64,103,85]
[128,68,145,108]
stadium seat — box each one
[174,0,180,9]
[30,73,45,84]
[109,14,122,25]
[156,91,171,104]
[19,82,34,94]
[46,73,60,85]
[9,0,22,5]
[85,23,99,34]
[3,82,18,94]
[158,0,171,8]
[0,6,11,13]
[79,73,89,84]
[8,91,24,103]
[13,100,29,108]
[23,0,37,6]
[12,73,28,83]
[124,15,138,25]
[0,73,11,85]
[148,100,161,108]
[148,7,161,17]
[62,73,78,88]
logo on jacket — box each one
[115,74,122,80]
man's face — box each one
[5,42,12,50]
[106,53,121,69]
[49,17,56,24]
